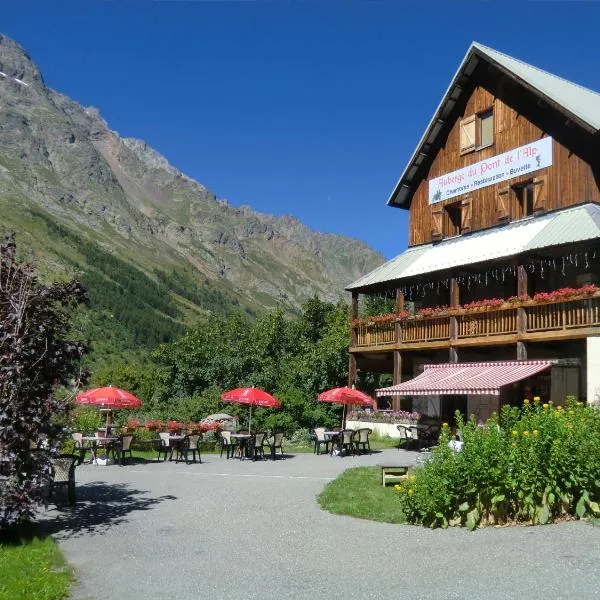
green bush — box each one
[396,399,600,529]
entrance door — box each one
[441,395,468,424]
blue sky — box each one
[3,1,600,259]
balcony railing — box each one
[353,294,600,349]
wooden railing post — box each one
[517,265,527,360]
[395,288,404,346]
[350,292,359,347]
[449,278,459,360]
[393,350,402,411]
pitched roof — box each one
[346,203,600,291]
[388,42,600,209]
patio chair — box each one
[248,432,266,460]
[356,428,372,454]
[266,432,285,460]
[156,432,173,462]
[114,434,134,465]
[339,429,357,456]
[49,453,78,507]
[397,425,416,450]
[408,426,424,451]
[313,427,330,455]
[219,430,237,459]
[71,433,87,465]
[176,434,202,464]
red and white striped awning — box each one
[376,360,554,397]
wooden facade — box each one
[347,44,600,410]
[409,84,600,246]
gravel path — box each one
[41,449,600,600]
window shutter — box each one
[497,186,509,222]
[533,176,546,214]
[460,195,472,233]
[459,115,476,154]
[431,206,443,240]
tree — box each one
[0,235,87,529]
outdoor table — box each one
[230,433,252,460]
[166,435,185,461]
[81,436,118,464]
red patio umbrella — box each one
[76,385,142,429]
[221,387,281,434]
[317,386,374,428]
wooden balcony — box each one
[351,294,600,352]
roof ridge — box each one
[472,41,600,99]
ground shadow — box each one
[39,481,177,540]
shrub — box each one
[0,235,87,529]
[348,409,422,424]
[395,400,600,529]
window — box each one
[444,202,462,237]
[479,109,494,148]
[459,108,494,154]
[513,180,535,219]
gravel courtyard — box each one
[41,449,600,600]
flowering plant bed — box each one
[348,409,422,424]
[145,419,163,432]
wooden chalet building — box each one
[346,42,600,422]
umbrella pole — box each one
[342,403,346,430]
[249,405,252,435]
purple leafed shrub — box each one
[0,235,88,529]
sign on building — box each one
[429,137,553,204]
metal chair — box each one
[114,434,134,465]
[356,428,372,454]
[156,432,173,461]
[176,434,202,464]
[49,454,78,506]
[339,429,357,456]
[313,427,331,455]
[267,432,285,460]
[219,430,237,459]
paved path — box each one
[41,449,600,600]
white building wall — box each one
[586,337,600,406]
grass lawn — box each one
[317,466,407,524]
[0,528,72,600]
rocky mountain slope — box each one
[0,34,383,344]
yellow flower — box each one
[511,430,518,436]
[542,404,549,410]
[442,422,449,428]
[523,430,529,436]
[576,401,583,406]
[533,396,541,402]
[523,398,530,404]
[408,488,414,495]
[557,406,563,411]
[533,429,539,436]
[409,475,416,482]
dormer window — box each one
[459,108,494,154]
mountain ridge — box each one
[0,33,383,338]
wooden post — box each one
[350,292,359,346]
[393,350,402,411]
[449,278,459,362]
[395,289,404,345]
[517,265,527,360]
[348,353,357,388]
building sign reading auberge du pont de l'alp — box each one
[428,137,553,204]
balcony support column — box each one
[392,350,402,411]
[449,278,459,362]
[517,265,528,360]
[395,289,404,345]
[350,292,359,347]
[348,353,357,388]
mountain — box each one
[0,34,383,349]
